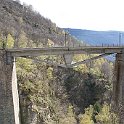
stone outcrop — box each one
[0,50,20,124]
[113,53,124,124]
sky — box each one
[19,0,124,31]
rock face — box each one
[0,50,20,124]
[113,53,124,124]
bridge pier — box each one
[0,50,20,124]
[113,53,124,123]
[63,54,73,67]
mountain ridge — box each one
[64,28,124,46]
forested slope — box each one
[0,0,118,124]
[0,0,80,48]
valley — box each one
[0,0,121,124]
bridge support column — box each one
[113,53,124,123]
[0,50,20,124]
[63,54,73,67]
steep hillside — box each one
[64,28,124,45]
[0,0,80,48]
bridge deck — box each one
[6,46,124,57]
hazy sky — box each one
[20,0,124,31]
